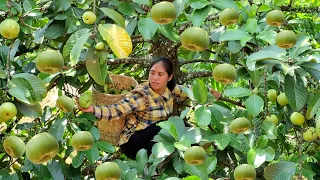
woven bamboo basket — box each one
[92,75,138,145]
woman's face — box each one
[149,62,172,94]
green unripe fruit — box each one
[212,63,237,84]
[290,112,305,125]
[303,127,317,142]
[4,136,26,158]
[265,114,278,125]
[95,42,105,50]
[95,162,121,180]
[180,27,209,52]
[0,19,20,39]
[0,102,18,122]
[82,11,96,25]
[151,1,177,24]
[35,50,64,74]
[184,146,207,165]
[277,93,288,106]
[234,164,256,180]
[79,92,92,108]
[71,131,94,151]
[266,10,285,27]
[230,117,251,134]
[219,8,239,26]
[275,30,297,49]
[267,89,277,102]
[56,96,74,113]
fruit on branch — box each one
[180,27,209,52]
[265,114,278,125]
[0,19,20,39]
[303,127,317,142]
[277,92,288,106]
[0,102,18,123]
[26,132,59,164]
[95,42,105,50]
[267,89,277,102]
[35,50,64,74]
[275,30,297,49]
[82,11,96,25]
[95,162,121,180]
[184,146,206,165]
[151,1,177,24]
[234,164,256,180]
[3,136,26,158]
[79,92,92,108]
[229,117,251,134]
[71,131,94,151]
[219,8,239,26]
[212,63,237,84]
[266,10,285,26]
[56,95,74,113]
[290,112,305,125]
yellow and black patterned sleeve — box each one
[172,85,189,101]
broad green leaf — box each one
[192,5,212,27]
[85,47,107,85]
[300,62,320,81]
[85,144,99,163]
[185,162,209,180]
[70,31,90,66]
[55,0,71,12]
[136,149,148,174]
[152,142,175,158]
[125,169,138,180]
[211,134,230,150]
[194,106,211,128]
[193,79,208,104]
[71,118,91,127]
[264,161,297,180]
[274,0,287,6]
[15,102,42,118]
[114,160,130,176]
[210,26,225,43]
[118,3,137,16]
[134,0,149,4]
[168,116,186,140]
[245,94,264,117]
[211,0,238,10]
[189,0,209,9]
[306,93,320,120]
[224,87,252,97]
[284,74,307,112]
[95,141,115,153]
[100,7,125,28]
[184,176,201,180]
[209,106,224,132]
[181,86,195,100]
[89,126,100,141]
[23,0,36,12]
[264,146,275,161]
[158,25,180,42]
[98,24,133,58]
[205,156,217,174]
[219,29,252,46]
[173,153,185,174]
[258,4,272,12]
[8,85,34,105]
[228,41,243,53]
[49,118,67,140]
[290,34,312,58]
[174,139,191,151]
[158,121,178,140]
[262,121,278,140]
[174,0,188,16]
[248,147,275,168]
[47,160,64,180]
[126,18,138,36]
[72,151,85,168]
[246,18,258,34]
[256,135,268,148]
[63,29,90,62]
[246,50,288,71]
[257,30,276,44]
[32,164,51,178]
[180,127,202,144]
[44,24,64,39]
[138,17,158,40]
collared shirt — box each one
[93,82,189,145]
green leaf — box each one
[89,126,100,141]
[44,24,64,39]
[168,116,186,140]
[85,144,99,163]
[69,31,91,66]
[63,29,90,62]
[258,4,272,12]
[85,47,107,85]
[138,17,158,40]
[192,79,208,104]
[125,169,138,180]
[158,121,178,140]
[256,135,268,148]
[284,74,307,112]
[184,176,201,180]
[211,0,238,10]
[219,29,252,46]
[72,151,85,168]
[136,149,148,174]
[306,93,320,120]
[264,161,297,180]
[174,139,191,151]
[189,0,209,9]
[15,102,42,118]
[23,0,36,12]
[134,0,149,4]
[126,18,138,36]
[47,160,64,180]
[211,134,230,150]
[248,147,275,168]
[262,121,278,140]
[227,41,243,53]
[256,30,276,44]
[158,25,180,42]
[185,163,209,180]
[55,0,71,12]
[209,106,224,132]
[118,3,137,16]
[192,5,212,27]
[245,94,264,117]
[205,156,217,174]
[0,172,19,180]
[180,127,202,144]
[152,142,175,158]
[274,0,287,6]
[71,118,91,127]
[194,106,211,128]
[100,7,125,28]
[246,18,258,34]
[49,118,67,141]
[32,164,51,178]
[224,87,252,97]
[246,50,288,71]
[300,62,320,81]
[95,141,115,153]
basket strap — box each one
[131,90,149,126]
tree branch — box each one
[180,71,212,83]
[280,6,320,13]
[180,59,220,66]
[107,58,151,67]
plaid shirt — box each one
[93,82,188,145]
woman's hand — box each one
[75,97,94,113]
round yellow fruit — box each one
[151,1,177,24]
[71,131,94,151]
[290,112,305,125]
[0,19,20,39]
[234,164,256,180]
[56,95,74,113]
[275,30,297,49]
[180,27,209,52]
[265,114,278,125]
[219,8,239,26]
[4,136,26,158]
[95,42,105,50]
[35,50,64,74]
[266,10,285,27]
[267,89,277,102]
[0,102,18,123]
[184,146,206,165]
[95,162,121,180]
[212,63,237,84]
[303,127,317,142]
[82,11,96,25]
[26,132,59,164]
[230,117,251,134]
[277,92,288,106]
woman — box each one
[78,57,213,159]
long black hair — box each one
[149,57,176,91]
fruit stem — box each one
[264,65,269,117]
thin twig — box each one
[264,65,269,117]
